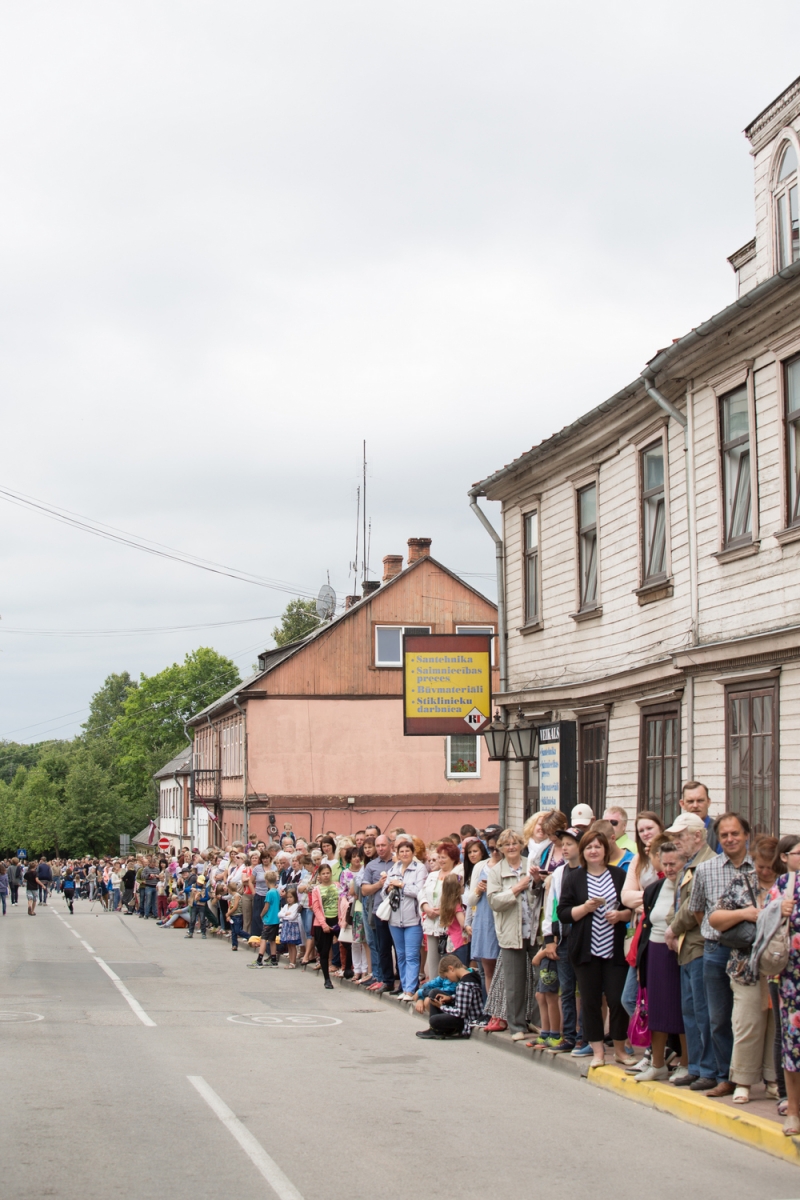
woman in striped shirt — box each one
[558,830,633,1069]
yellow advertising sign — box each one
[403,634,492,735]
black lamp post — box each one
[508,709,539,762]
[482,710,510,760]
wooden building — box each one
[471,75,800,836]
[185,538,500,843]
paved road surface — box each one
[2,898,799,1199]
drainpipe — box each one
[183,722,193,849]
[233,696,249,844]
[641,370,698,779]
[468,489,508,827]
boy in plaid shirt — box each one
[416,955,485,1040]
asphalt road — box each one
[2,896,799,1199]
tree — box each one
[82,672,137,740]
[272,598,320,647]
[0,740,44,785]
[112,647,240,830]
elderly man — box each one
[361,834,396,993]
[665,813,717,1088]
[603,807,636,854]
[688,812,754,1096]
[679,780,718,852]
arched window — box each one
[775,140,798,268]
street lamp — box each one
[508,709,539,762]
[482,710,510,760]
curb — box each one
[587,1065,800,1167]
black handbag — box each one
[718,872,758,950]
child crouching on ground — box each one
[416,954,484,1040]
[412,973,458,1015]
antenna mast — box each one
[362,439,367,583]
[351,485,360,594]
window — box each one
[578,716,607,810]
[524,510,539,623]
[446,734,480,779]
[639,706,680,826]
[641,440,666,581]
[785,355,800,526]
[455,624,496,665]
[726,682,778,835]
[775,141,799,269]
[720,385,752,545]
[577,484,598,609]
[375,625,430,666]
[221,718,243,778]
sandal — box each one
[783,1116,800,1137]
[614,1054,638,1067]
[778,1099,789,1116]
[283,963,297,969]
[732,1086,750,1105]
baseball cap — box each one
[571,804,594,826]
[555,826,582,842]
[665,812,706,834]
[197,875,206,884]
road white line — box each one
[80,941,95,953]
[69,929,81,940]
[187,1076,304,1200]
[93,957,156,1027]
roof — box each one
[153,745,192,780]
[471,256,800,499]
[745,74,800,151]
[187,554,497,724]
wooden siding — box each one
[244,558,498,698]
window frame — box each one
[577,712,608,811]
[784,352,800,528]
[773,139,800,271]
[445,734,481,780]
[637,702,681,826]
[718,380,756,549]
[576,481,599,612]
[374,624,431,667]
[639,437,668,585]
[724,679,779,836]
[522,508,540,626]
[455,624,496,666]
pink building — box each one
[187,538,500,844]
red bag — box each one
[625,912,644,967]
[628,985,650,1046]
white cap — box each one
[571,804,594,826]
[665,812,706,834]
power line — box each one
[1,707,90,737]
[0,614,281,638]
[0,484,318,598]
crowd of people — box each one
[4,783,800,1134]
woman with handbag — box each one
[709,835,778,1106]
[380,836,428,1000]
[767,839,800,1133]
[634,841,689,1082]
[557,830,633,1068]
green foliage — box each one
[272,598,320,647]
[0,648,239,857]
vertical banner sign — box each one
[538,725,561,811]
[403,634,492,735]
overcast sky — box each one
[1,2,798,743]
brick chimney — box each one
[362,580,381,598]
[344,594,361,609]
[407,537,432,563]
[382,554,403,582]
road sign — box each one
[403,633,492,735]
[158,836,170,852]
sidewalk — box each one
[297,963,800,1166]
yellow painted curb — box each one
[588,1066,800,1166]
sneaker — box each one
[544,1037,569,1052]
[184,933,193,939]
[635,1065,670,1083]
[247,961,265,970]
[416,1028,446,1040]
[689,1077,717,1092]
[671,1072,698,1088]
[571,1043,593,1057]
[669,1066,690,1084]
[626,1050,652,1075]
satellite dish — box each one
[316,584,336,622]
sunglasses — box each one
[608,819,619,826]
